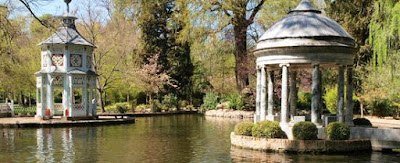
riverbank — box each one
[204,109,254,119]
[0,116,134,128]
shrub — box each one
[234,122,254,136]
[326,122,350,140]
[297,92,311,111]
[179,100,188,108]
[324,87,338,114]
[252,121,287,138]
[292,122,318,140]
[135,104,150,112]
[151,99,163,112]
[115,103,129,113]
[201,92,219,110]
[162,94,179,109]
[371,98,393,117]
[186,105,195,111]
[227,93,244,110]
[105,105,117,113]
[353,118,372,126]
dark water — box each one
[0,114,399,162]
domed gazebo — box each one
[35,0,97,119]
[254,0,356,126]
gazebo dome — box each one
[254,0,356,67]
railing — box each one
[0,100,14,116]
[54,103,63,111]
[73,104,84,110]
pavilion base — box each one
[66,116,99,121]
[35,115,51,120]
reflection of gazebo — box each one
[254,0,356,126]
[35,6,97,119]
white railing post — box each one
[10,100,14,117]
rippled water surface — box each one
[1,114,399,162]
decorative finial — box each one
[64,0,72,13]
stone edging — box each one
[230,132,371,153]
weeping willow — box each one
[369,0,400,69]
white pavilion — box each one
[35,2,97,119]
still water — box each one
[1,114,399,162]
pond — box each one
[0,114,399,162]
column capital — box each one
[312,62,320,67]
[279,63,290,68]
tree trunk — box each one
[96,78,105,113]
[233,14,249,92]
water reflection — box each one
[0,115,400,162]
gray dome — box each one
[254,0,356,67]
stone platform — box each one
[0,116,134,128]
[231,132,371,153]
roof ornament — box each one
[64,0,72,13]
[289,0,321,14]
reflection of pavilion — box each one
[35,1,97,119]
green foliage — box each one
[13,106,36,115]
[186,105,195,111]
[292,122,318,140]
[251,121,287,138]
[227,93,244,110]
[353,118,373,127]
[201,92,219,110]
[326,122,350,140]
[234,122,254,136]
[135,104,151,112]
[297,92,311,110]
[115,103,129,113]
[151,99,163,112]
[179,100,188,108]
[371,98,393,117]
[162,94,179,109]
[105,105,117,113]
[324,86,338,114]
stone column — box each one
[311,64,321,124]
[345,67,354,125]
[83,77,88,117]
[260,66,267,121]
[337,65,345,123]
[267,70,274,119]
[255,66,261,122]
[289,71,297,120]
[280,64,289,124]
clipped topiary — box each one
[326,122,350,140]
[353,118,372,127]
[292,121,318,140]
[252,121,287,138]
[234,122,254,136]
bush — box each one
[162,94,179,109]
[105,105,117,113]
[186,105,195,111]
[179,100,188,108]
[252,121,287,138]
[297,92,311,111]
[151,99,163,112]
[14,106,36,115]
[234,122,254,136]
[324,87,338,114]
[201,92,219,110]
[115,103,129,113]
[227,93,244,110]
[292,122,318,140]
[353,118,372,126]
[371,98,393,117]
[135,104,150,112]
[326,122,350,140]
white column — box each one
[267,70,274,118]
[89,80,94,117]
[280,64,289,124]
[255,66,261,122]
[260,66,267,121]
[39,76,45,116]
[345,67,354,125]
[69,76,73,117]
[83,77,88,117]
[46,74,53,117]
[63,75,68,117]
[289,71,297,121]
[337,65,345,123]
[311,65,321,124]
